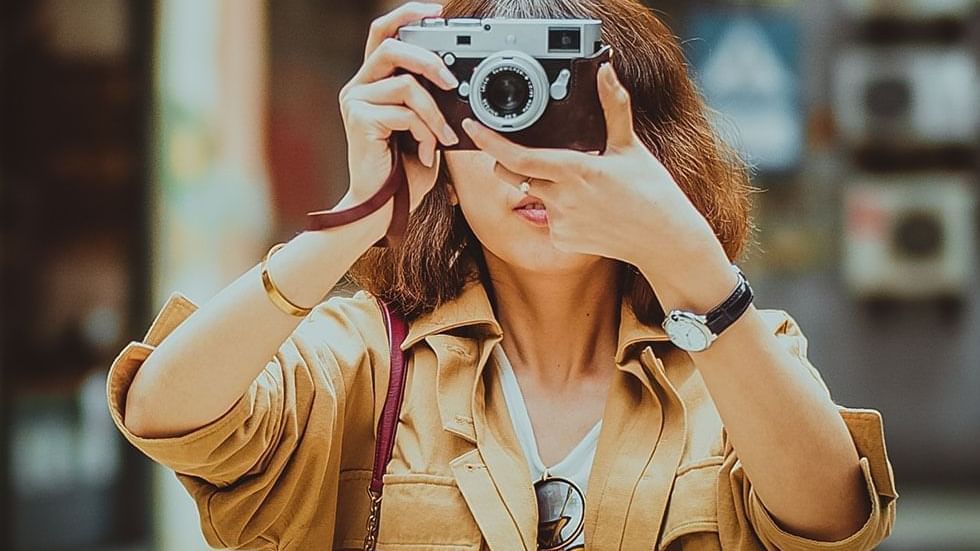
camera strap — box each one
[305,139,410,249]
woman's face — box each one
[443,150,606,276]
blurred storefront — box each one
[2,0,153,548]
[2,0,979,549]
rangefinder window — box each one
[457,35,471,45]
[548,28,581,53]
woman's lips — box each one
[514,205,549,226]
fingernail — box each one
[419,144,434,168]
[443,123,459,145]
[440,67,459,88]
[607,64,621,87]
[601,62,614,83]
[461,118,477,135]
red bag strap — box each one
[371,296,409,494]
[363,297,409,550]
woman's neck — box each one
[485,255,622,390]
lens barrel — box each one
[469,50,550,132]
[484,69,532,116]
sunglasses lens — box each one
[534,476,586,550]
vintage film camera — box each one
[398,17,612,151]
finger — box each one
[460,118,582,181]
[355,38,458,91]
[492,162,525,187]
[353,103,438,167]
[348,74,459,145]
[597,62,636,150]
[492,162,559,199]
[365,2,443,59]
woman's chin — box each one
[496,242,599,274]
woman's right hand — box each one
[339,2,460,214]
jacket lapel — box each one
[476,333,541,550]
[621,347,688,550]
[428,334,480,444]
[430,330,538,550]
[582,346,688,550]
[582,350,661,549]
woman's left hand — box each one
[460,62,731,299]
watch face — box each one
[663,313,712,352]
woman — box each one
[107,1,897,550]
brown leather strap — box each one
[370,297,409,495]
[306,141,410,248]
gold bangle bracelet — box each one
[261,243,314,317]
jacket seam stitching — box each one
[661,519,719,545]
[206,490,229,549]
[676,457,724,476]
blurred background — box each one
[1,0,978,549]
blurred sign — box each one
[840,0,978,19]
[687,11,803,174]
[834,46,979,147]
[843,173,975,300]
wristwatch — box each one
[661,264,754,352]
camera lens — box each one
[484,69,531,116]
[469,51,549,132]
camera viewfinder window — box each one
[548,28,581,53]
[457,35,472,46]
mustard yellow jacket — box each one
[106,275,897,551]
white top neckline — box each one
[491,342,603,476]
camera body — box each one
[398,17,611,152]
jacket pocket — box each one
[375,472,484,551]
[335,469,375,549]
[658,458,723,551]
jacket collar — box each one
[400,266,670,364]
[408,269,684,550]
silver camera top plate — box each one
[398,17,603,60]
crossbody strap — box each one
[364,296,409,550]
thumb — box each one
[402,145,441,213]
[597,62,636,151]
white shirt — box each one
[492,342,601,550]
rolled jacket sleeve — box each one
[718,310,898,551]
[105,289,384,550]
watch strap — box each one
[704,265,753,336]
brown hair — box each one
[347,0,759,324]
